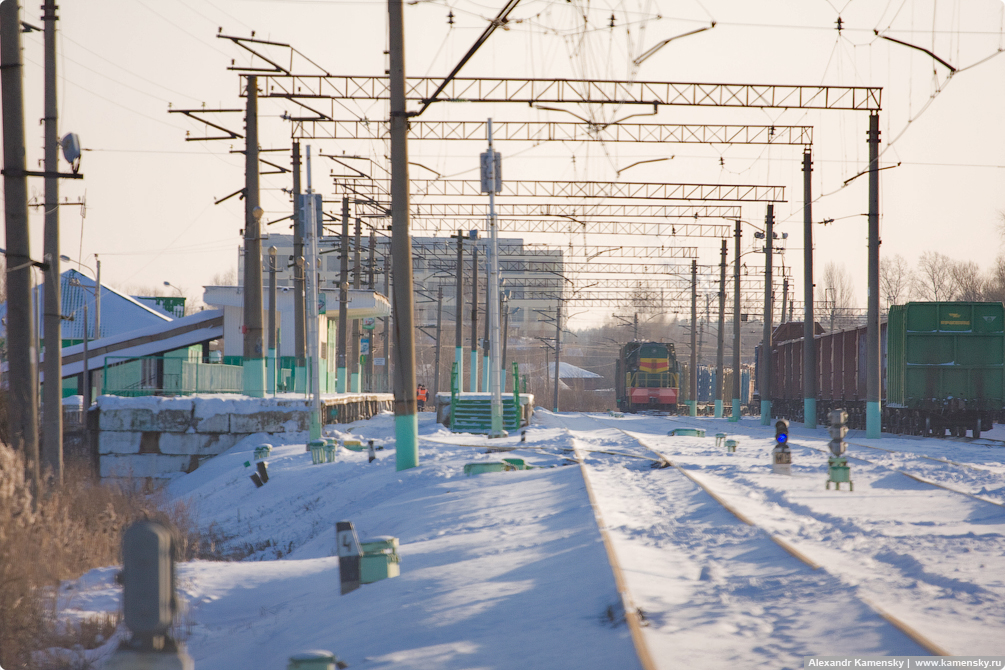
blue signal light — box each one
[777,432,787,444]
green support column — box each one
[244,359,266,398]
[761,399,772,425]
[714,399,723,418]
[867,401,881,439]
[730,398,741,422]
[395,413,418,471]
[687,400,697,416]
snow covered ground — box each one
[55,409,1005,669]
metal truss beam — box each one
[336,180,785,203]
[425,259,790,277]
[411,241,696,259]
[254,75,882,111]
[410,218,731,237]
[360,202,742,220]
[293,119,813,145]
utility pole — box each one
[383,252,390,392]
[781,278,789,325]
[41,0,61,482]
[337,197,349,393]
[3,0,40,495]
[716,239,726,418]
[731,220,742,422]
[351,217,362,392]
[366,227,376,391]
[242,75,265,398]
[292,141,306,393]
[552,301,562,413]
[389,0,419,470]
[761,205,774,425]
[482,276,490,393]
[451,229,465,392]
[634,312,639,341]
[433,285,443,396]
[268,246,278,395]
[470,246,479,393]
[501,293,510,390]
[866,112,882,439]
[302,147,322,440]
[803,148,816,427]
[483,120,504,436]
[689,259,697,416]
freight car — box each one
[615,341,681,412]
[765,302,1004,437]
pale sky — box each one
[2,0,1004,328]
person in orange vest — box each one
[417,384,428,411]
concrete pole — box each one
[383,252,390,392]
[715,239,726,418]
[292,141,306,392]
[2,0,40,494]
[689,259,697,416]
[94,257,101,336]
[366,227,376,391]
[351,217,362,393]
[433,285,443,396]
[389,0,419,469]
[731,220,742,422]
[82,304,89,409]
[41,0,62,482]
[241,75,265,398]
[501,294,510,391]
[552,301,562,413]
[482,271,489,394]
[470,247,479,393]
[267,246,277,395]
[453,230,465,392]
[802,148,817,429]
[633,313,639,340]
[867,112,882,439]
[781,278,788,325]
[303,148,322,440]
[337,197,349,393]
[486,120,504,436]
[761,205,774,425]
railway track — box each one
[552,413,1005,659]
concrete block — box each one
[100,453,192,478]
[99,408,155,431]
[231,410,308,434]
[155,408,194,432]
[194,412,230,433]
[99,431,142,455]
[159,432,242,456]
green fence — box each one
[102,355,243,396]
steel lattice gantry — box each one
[336,180,785,203]
[409,241,697,259]
[408,218,730,237]
[353,201,741,221]
[293,119,813,145]
[252,75,881,111]
[425,258,791,277]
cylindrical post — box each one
[482,264,490,394]
[241,75,265,397]
[433,286,443,396]
[366,227,376,391]
[82,305,89,410]
[633,312,638,340]
[383,252,391,392]
[470,247,479,393]
[292,141,306,392]
[303,148,322,439]
[761,205,774,425]
[715,239,727,418]
[95,256,101,336]
[501,294,510,390]
[689,259,697,416]
[732,220,742,422]
[41,0,62,482]
[389,0,419,469]
[351,217,362,393]
[552,301,562,412]
[802,149,817,429]
[268,246,278,395]
[781,278,788,325]
[486,120,504,436]
[453,230,465,392]
[2,0,40,494]
[337,197,350,393]
[866,112,882,439]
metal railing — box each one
[101,356,243,396]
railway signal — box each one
[826,410,853,491]
[772,419,792,475]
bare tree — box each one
[914,252,956,301]
[211,267,238,286]
[880,254,913,309]
[949,260,988,302]
[986,255,1005,303]
[822,262,857,330]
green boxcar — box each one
[886,302,1004,435]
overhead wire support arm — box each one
[411,0,523,117]
[168,108,243,141]
[873,31,956,73]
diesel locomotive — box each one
[615,341,681,413]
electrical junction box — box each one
[360,536,400,584]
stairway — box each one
[450,396,522,434]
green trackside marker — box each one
[243,358,266,398]
[351,372,360,393]
[686,400,697,417]
[760,400,772,425]
[866,401,882,438]
[730,398,741,422]
[337,366,347,394]
[714,399,723,418]
[469,350,478,393]
[804,398,817,429]
[454,347,464,392]
[395,413,418,471]
[295,365,306,393]
[267,349,277,395]
[309,409,322,441]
